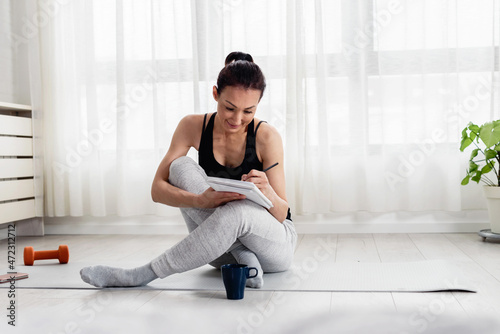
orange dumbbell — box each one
[24,245,69,266]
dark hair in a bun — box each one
[217,51,266,100]
[224,51,254,65]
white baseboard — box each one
[42,211,491,235]
[0,217,44,240]
[293,222,490,234]
[16,217,44,236]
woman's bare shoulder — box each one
[255,119,281,144]
[255,119,283,163]
[178,113,212,149]
[182,112,214,129]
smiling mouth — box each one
[226,120,240,129]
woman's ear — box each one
[212,86,219,101]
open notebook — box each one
[206,176,273,209]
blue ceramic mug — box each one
[221,264,258,300]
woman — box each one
[80,52,297,288]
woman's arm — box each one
[151,115,199,207]
[242,123,289,223]
[151,115,244,208]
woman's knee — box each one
[168,156,205,189]
[169,156,196,178]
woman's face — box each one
[213,85,261,133]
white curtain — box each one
[27,0,500,217]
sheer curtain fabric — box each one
[27,0,500,217]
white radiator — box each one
[0,102,36,224]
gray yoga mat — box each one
[0,259,476,292]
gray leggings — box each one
[150,156,297,279]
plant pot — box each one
[483,185,500,234]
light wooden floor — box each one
[1,233,500,333]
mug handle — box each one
[247,267,258,279]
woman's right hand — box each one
[195,188,246,208]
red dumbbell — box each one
[24,245,69,266]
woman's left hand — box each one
[241,169,276,201]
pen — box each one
[262,162,279,173]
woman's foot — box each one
[80,263,158,288]
[230,246,264,288]
[246,272,264,289]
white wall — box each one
[0,0,31,104]
[10,0,30,104]
[0,0,39,240]
[0,0,14,102]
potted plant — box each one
[460,120,500,234]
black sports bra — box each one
[198,112,292,221]
[198,112,265,180]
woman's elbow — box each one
[151,182,160,203]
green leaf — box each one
[470,131,477,141]
[469,124,480,133]
[494,144,500,151]
[479,121,500,148]
[460,137,473,151]
[461,175,470,185]
[485,149,498,160]
[471,172,482,183]
[461,128,468,140]
[470,148,479,159]
[481,164,493,174]
[469,161,478,172]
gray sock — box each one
[80,263,158,288]
[230,246,264,289]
